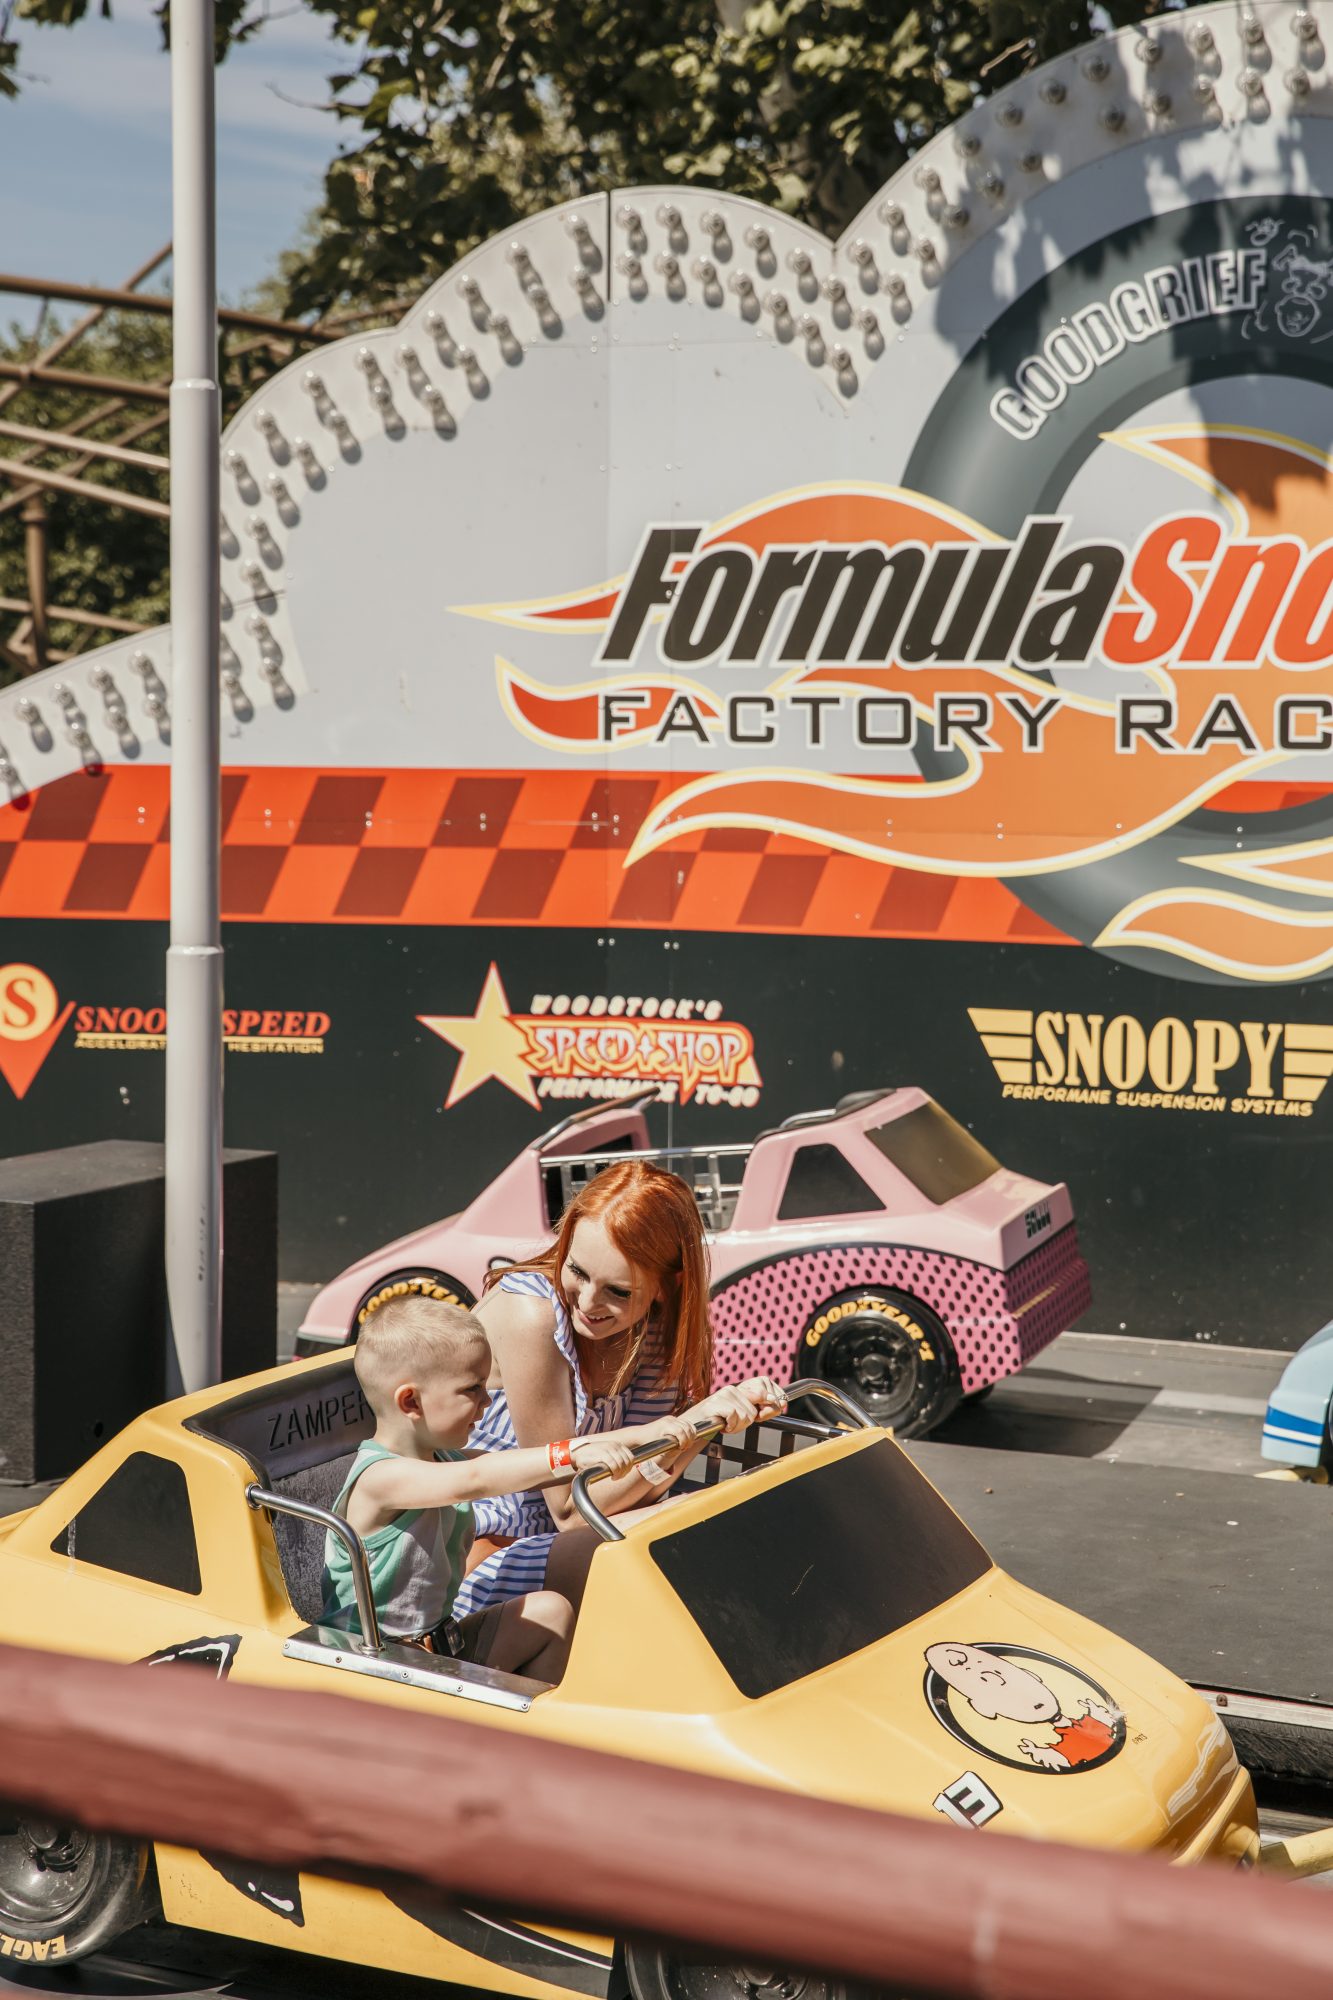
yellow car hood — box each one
[713,1566,1238,1855]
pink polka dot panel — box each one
[709,1226,1092,1395]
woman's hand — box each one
[737,1375,787,1420]
[686,1377,787,1435]
[638,1411,700,1451]
[599,1413,698,1454]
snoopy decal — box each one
[1243,215,1333,345]
[924,1642,1126,1776]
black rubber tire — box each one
[964,1382,995,1403]
[0,1823,157,1965]
[349,1267,475,1340]
[626,1942,851,2000]
[800,1286,960,1439]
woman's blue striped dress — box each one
[451,1268,680,1615]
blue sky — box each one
[2,2,346,307]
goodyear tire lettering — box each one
[357,1274,466,1324]
[807,1293,934,1355]
[802,1284,960,1440]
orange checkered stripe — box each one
[0,762,1081,941]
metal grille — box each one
[541,1142,752,1231]
[677,1414,834,1491]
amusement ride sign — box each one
[463,192,1333,988]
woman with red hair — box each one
[450,1159,782,1618]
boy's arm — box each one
[351,1437,633,1526]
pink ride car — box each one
[297,1087,1092,1437]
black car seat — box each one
[268,1453,359,1625]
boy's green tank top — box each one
[321,1439,474,1639]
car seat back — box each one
[269,1452,359,1624]
[188,1360,375,1624]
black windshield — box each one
[865,1100,999,1205]
[651,1441,991,1697]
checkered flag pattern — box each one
[0,766,1075,940]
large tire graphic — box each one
[904,193,1333,985]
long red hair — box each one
[487,1160,713,1409]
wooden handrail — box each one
[0,417,168,473]
[0,597,148,632]
[0,458,168,518]
[0,271,330,343]
[0,362,171,405]
[0,1642,1330,1999]
[0,243,172,421]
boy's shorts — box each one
[404,1603,504,1665]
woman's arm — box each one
[585,1378,788,1519]
[472,1286,786,1525]
[473,1285,588,1527]
[564,1411,701,1519]
[476,1287,706,1524]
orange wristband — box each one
[548,1439,573,1472]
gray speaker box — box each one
[0,1141,277,1482]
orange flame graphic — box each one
[498,662,721,749]
[479,440,1333,980]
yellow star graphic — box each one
[418,963,539,1110]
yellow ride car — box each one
[0,1357,1260,2000]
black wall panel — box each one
[0,918,1328,1350]
[0,1135,276,1479]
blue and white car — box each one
[1261,1322,1333,1470]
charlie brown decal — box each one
[924,1642,1125,1775]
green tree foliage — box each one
[0,314,172,684]
[8,1,1208,318]
[0,310,293,685]
[274,0,1204,315]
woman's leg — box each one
[452,1525,604,1626]
[542,1525,602,1610]
[544,1507,676,1609]
[451,1532,556,1619]
[463,1591,573,1681]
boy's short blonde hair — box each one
[354,1293,487,1412]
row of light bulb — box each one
[1,622,291,783]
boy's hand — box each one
[571,1436,636,1478]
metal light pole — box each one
[166,0,223,1392]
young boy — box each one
[322,1293,637,1681]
